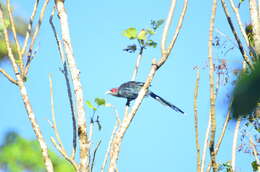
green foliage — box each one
[122,19,164,53]
[151,19,164,30]
[86,100,97,111]
[86,98,107,110]
[231,58,260,119]
[122,27,137,39]
[0,131,75,172]
[137,29,147,40]
[217,161,232,172]
[95,98,106,106]
[251,160,260,171]
[86,98,107,131]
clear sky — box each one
[0,0,256,171]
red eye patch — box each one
[111,88,118,93]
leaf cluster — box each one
[122,19,164,53]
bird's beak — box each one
[105,90,112,95]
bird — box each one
[106,81,184,114]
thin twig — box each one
[49,6,77,159]
[131,46,144,81]
[6,0,23,72]
[167,1,188,56]
[215,111,230,154]
[208,0,218,171]
[206,110,230,172]
[108,1,188,171]
[231,118,241,171]
[91,140,102,172]
[55,1,89,171]
[101,108,120,172]
[24,0,50,76]
[21,0,39,56]
[49,75,65,150]
[194,68,201,172]
[0,68,17,85]
[0,5,54,172]
[161,0,176,54]
[220,0,253,69]
[229,0,250,47]
[51,137,79,171]
[201,113,211,172]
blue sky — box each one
[0,0,256,171]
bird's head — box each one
[105,88,119,96]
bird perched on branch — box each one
[106,81,184,114]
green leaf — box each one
[146,40,157,48]
[137,29,147,40]
[95,98,106,106]
[251,161,259,171]
[146,28,155,35]
[156,19,164,27]
[151,19,164,30]
[122,27,137,39]
[85,100,97,111]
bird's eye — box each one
[111,88,117,93]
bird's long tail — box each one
[149,92,184,114]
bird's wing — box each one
[118,81,144,99]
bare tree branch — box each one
[131,46,144,81]
[55,0,90,171]
[193,68,201,172]
[51,137,79,171]
[0,68,18,85]
[24,0,50,76]
[161,0,176,54]
[201,113,211,172]
[208,0,218,171]
[91,140,102,172]
[49,7,77,159]
[6,0,23,73]
[101,114,120,172]
[206,110,230,172]
[229,0,250,47]
[21,0,39,56]
[231,118,241,171]
[49,75,65,150]
[0,5,54,172]
[221,0,253,69]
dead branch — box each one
[24,0,50,76]
[194,69,201,172]
[55,0,90,171]
[208,0,218,171]
[0,68,18,85]
[220,0,253,69]
[231,118,241,171]
[6,0,23,72]
[49,7,77,159]
[21,0,39,56]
